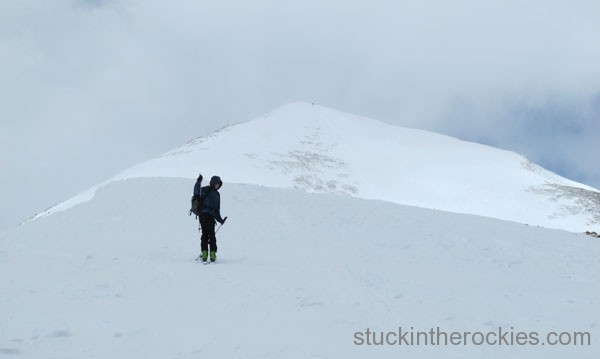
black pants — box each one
[199,214,217,253]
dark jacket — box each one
[200,176,224,224]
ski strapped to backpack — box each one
[189,174,204,218]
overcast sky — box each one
[1,0,599,230]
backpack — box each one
[189,194,202,218]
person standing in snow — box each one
[198,175,227,262]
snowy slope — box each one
[31,102,600,232]
[1,178,599,358]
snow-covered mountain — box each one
[2,104,599,358]
[33,102,599,232]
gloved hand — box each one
[221,216,228,225]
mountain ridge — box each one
[29,102,600,232]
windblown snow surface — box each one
[1,178,599,358]
[31,102,600,233]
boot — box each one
[210,251,217,262]
[201,250,208,262]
